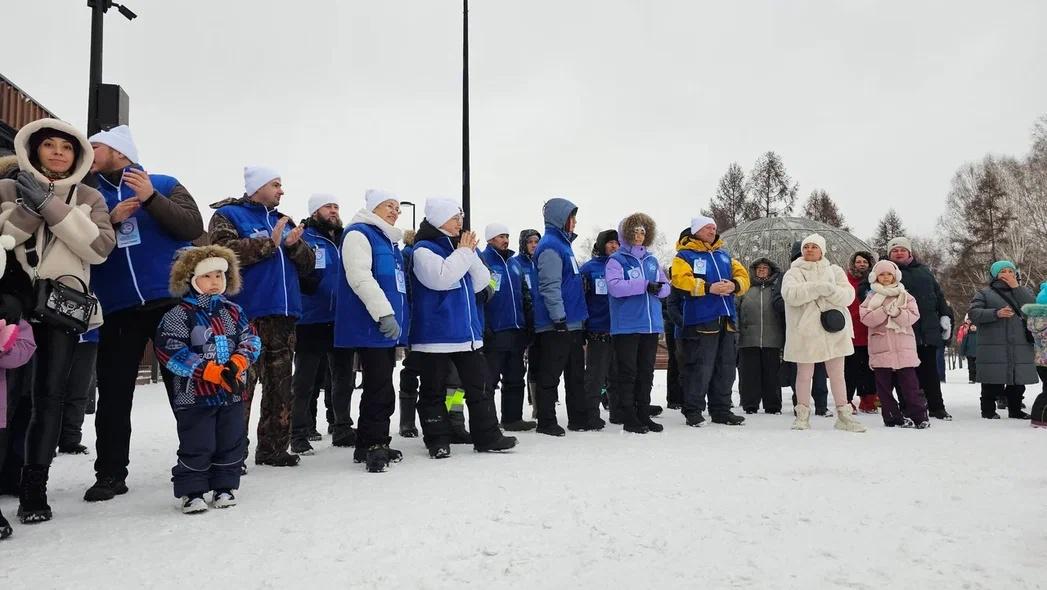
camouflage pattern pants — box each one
[244,315,297,462]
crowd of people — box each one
[0,117,1045,538]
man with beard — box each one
[290,194,343,455]
[887,237,954,420]
[208,167,315,467]
[845,250,879,413]
[84,126,204,502]
[480,223,536,431]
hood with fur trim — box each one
[0,155,18,180]
[13,118,94,192]
[849,250,876,277]
[169,245,242,298]
[617,212,656,253]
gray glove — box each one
[16,171,49,211]
[378,314,401,340]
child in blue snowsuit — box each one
[154,245,261,513]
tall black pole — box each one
[462,0,471,230]
[88,0,106,135]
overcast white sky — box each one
[4,1,1045,243]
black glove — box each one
[15,171,48,211]
[221,362,244,397]
[646,281,663,295]
[553,320,568,332]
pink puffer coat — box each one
[860,292,921,370]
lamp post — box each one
[400,201,417,231]
[87,0,137,136]
[462,0,471,230]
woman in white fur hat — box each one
[781,233,865,432]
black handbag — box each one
[32,274,97,335]
[820,308,846,333]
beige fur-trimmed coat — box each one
[781,257,856,364]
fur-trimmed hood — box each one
[748,257,781,285]
[1022,303,1047,318]
[169,245,242,297]
[13,118,95,192]
[849,250,876,276]
[618,212,656,248]
[0,155,18,180]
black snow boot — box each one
[83,475,129,502]
[502,419,537,432]
[474,435,518,453]
[623,422,649,434]
[684,412,705,427]
[0,507,11,539]
[647,405,663,417]
[364,444,394,473]
[536,423,566,437]
[449,409,472,444]
[428,445,451,459]
[712,412,746,426]
[18,465,52,524]
[331,425,357,448]
[641,417,664,433]
[399,391,419,438]
[255,451,300,467]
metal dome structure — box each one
[720,217,874,270]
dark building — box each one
[0,74,57,153]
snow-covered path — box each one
[2,370,1043,589]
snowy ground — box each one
[1,369,1044,589]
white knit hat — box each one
[88,125,139,164]
[244,166,280,197]
[886,236,913,254]
[191,256,229,294]
[801,233,827,254]
[424,197,463,227]
[484,222,510,242]
[690,215,716,235]
[308,193,338,215]
[365,189,399,213]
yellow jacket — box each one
[670,236,750,297]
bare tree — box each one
[703,162,751,231]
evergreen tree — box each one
[745,151,798,219]
[801,189,849,230]
[871,209,907,255]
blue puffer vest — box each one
[333,222,409,348]
[676,248,738,326]
[299,225,341,325]
[480,246,524,333]
[533,226,588,329]
[410,237,483,346]
[579,256,611,333]
[608,251,664,335]
[215,201,302,320]
[91,167,192,314]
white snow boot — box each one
[181,495,209,514]
[834,405,867,433]
[212,490,238,509]
[791,404,811,430]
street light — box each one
[87,0,137,135]
[400,201,417,231]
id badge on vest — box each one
[116,216,142,248]
[628,268,642,281]
[491,271,503,292]
[595,278,608,295]
[692,258,707,275]
[314,247,326,269]
[395,269,407,294]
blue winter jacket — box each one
[579,256,611,333]
[213,200,304,320]
[299,223,341,325]
[606,246,668,335]
[480,245,525,333]
[533,198,588,331]
[91,167,193,314]
[333,221,409,348]
[410,233,484,347]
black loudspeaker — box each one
[97,83,129,130]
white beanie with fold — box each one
[88,125,139,164]
[244,166,280,197]
[424,198,463,227]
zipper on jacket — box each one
[101,175,146,306]
[759,286,765,346]
[316,230,340,314]
[501,255,520,329]
[625,252,654,333]
[710,253,731,316]
[264,206,289,316]
[452,237,479,348]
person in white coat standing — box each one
[781,234,866,432]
